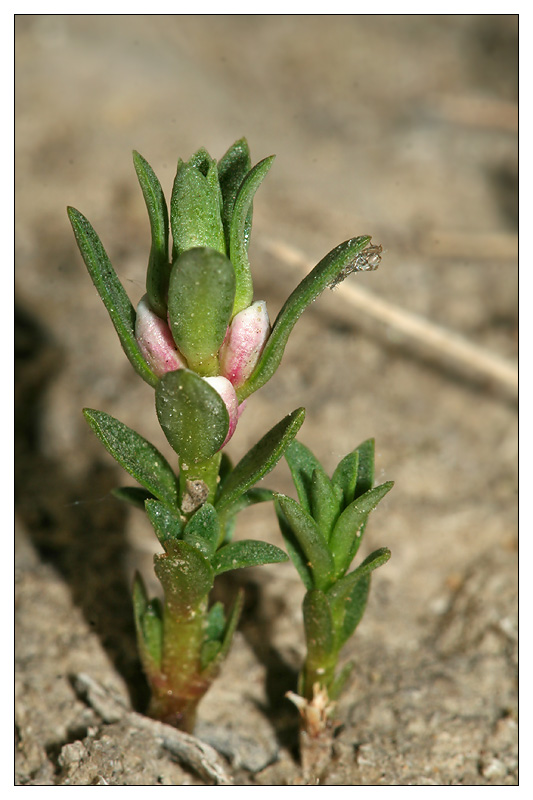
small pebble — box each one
[58,741,86,768]
[480,757,507,780]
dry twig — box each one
[262,237,517,397]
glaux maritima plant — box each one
[67,138,391,737]
[276,439,392,756]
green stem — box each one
[300,650,339,701]
[146,453,223,731]
[148,598,210,733]
[178,452,222,512]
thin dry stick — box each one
[417,230,518,262]
[430,94,518,134]
[262,238,518,397]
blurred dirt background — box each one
[15,15,517,785]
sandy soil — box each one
[15,15,517,785]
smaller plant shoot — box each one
[68,138,392,753]
[275,438,392,775]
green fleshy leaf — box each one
[344,482,392,568]
[154,539,214,618]
[283,440,345,534]
[310,466,341,541]
[132,570,148,630]
[337,574,371,649]
[274,494,335,591]
[170,156,226,258]
[168,248,235,375]
[188,147,224,214]
[284,440,322,514]
[132,572,163,673]
[187,147,211,170]
[237,235,373,401]
[83,409,179,509]
[67,207,158,388]
[140,600,163,670]
[212,539,288,575]
[354,438,375,500]
[201,590,244,677]
[112,486,155,510]
[217,452,234,488]
[331,450,360,509]
[302,589,335,662]
[329,660,355,701]
[200,599,227,670]
[221,516,236,547]
[275,499,314,590]
[132,151,170,319]
[218,589,244,662]
[200,640,222,671]
[218,138,252,249]
[182,503,220,558]
[338,438,375,544]
[216,408,305,512]
[155,369,229,464]
[229,155,275,315]
[327,547,391,644]
[205,601,226,642]
[145,499,183,549]
[329,482,394,579]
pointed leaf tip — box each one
[82,408,179,508]
[67,206,159,388]
[230,155,275,315]
[132,151,170,319]
[216,407,305,512]
[212,539,288,575]
[238,235,373,400]
[329,481,393,578]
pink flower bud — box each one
[219,301,270,388]
[203,376,239,448]
[135,295,186,377]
